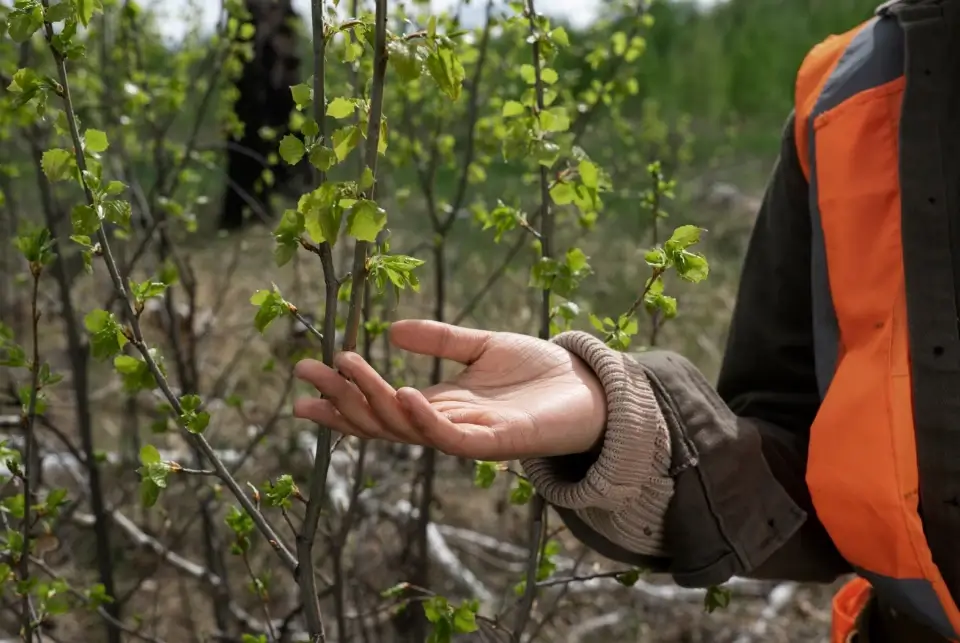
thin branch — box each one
[294,0,336,639]
[342,0,389,354]
[18,260,43,643]
[514,1,552,638]
[442,0,495,232]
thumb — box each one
[389,319,493,365]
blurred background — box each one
[0,0,880,641]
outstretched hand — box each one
[292,320,607,461]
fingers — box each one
[334,351,422,443]
[389,320,492,365]
[293,352,509,460]
[395,387,502,460]
[292,397,371,438]
[292,358,390,439]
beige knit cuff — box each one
[519,331,674,557]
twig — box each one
[241,552,279,643]
[341,0,389,354]
[294,0,336,638]
[514,1,552,638]
[17,257,44,643]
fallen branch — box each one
[25,435,792,626]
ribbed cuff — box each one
[519,331,674,556]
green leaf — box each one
[131,279,169,306]
[278,135,305,165]
[332,125,363,161]
[519,64,536,84]
[14,223,56,266]
[290,83,312,109]
[666,224,703,250]
[74,0,104,27]
[539,106,570,133]
[184,410,210,434]
[308,146,336,172]
[704,585,732,613]
[360,167,375,191]
[451,602,478,633]
[674,252,709,283]
[298,184,342,247]
[326,97,356,119]
[579,160,599,189]
[473,461,498,489]
[346,199,387,242]
[140,479,160,508]
[425,45,464,101]
[387,40,422,81]
[104,180,126,195]
[84,129,108,153]
[179,394,210,434]
[615,569,641,587]
[41,149,76,182]
[550,26,569,46]
[113,355,141,375]
[423,596,446,623]
[549,182,575,205]
[83,309,127,360]
[509,477,534,505]
[139,444,161,465]
[8,4,44,42]
[250,287,287,334]
[367,254,425,302]
[301,119,320,137]
[644,248,667,268]
[102,199,132,229]
[540,68,559,84]
[502,100,525,117]
[272,209,304,266]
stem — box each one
[40,7,298,575]
[242,551,279,643]
[294,1,337,640]
[342,0,388,354]
[515,1,551,638]
[624,267,666,321]
[19,266,42,643]
[647,165,663,346]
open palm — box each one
[292,320,607,461]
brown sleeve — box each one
[520,111,851,587]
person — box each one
[291,0,960,640]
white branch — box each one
[568,609,630,643]
[732,581,799,643]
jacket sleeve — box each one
[520,111,852,587]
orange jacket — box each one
[795,2,960,640]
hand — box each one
[292,319,607,461]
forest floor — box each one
[0,178,843,642]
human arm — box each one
[519,111,852,586]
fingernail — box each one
[292,398,306,418]
[293,359,319,377]
[395,387,414,406]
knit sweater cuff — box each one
[519,331,674,556]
